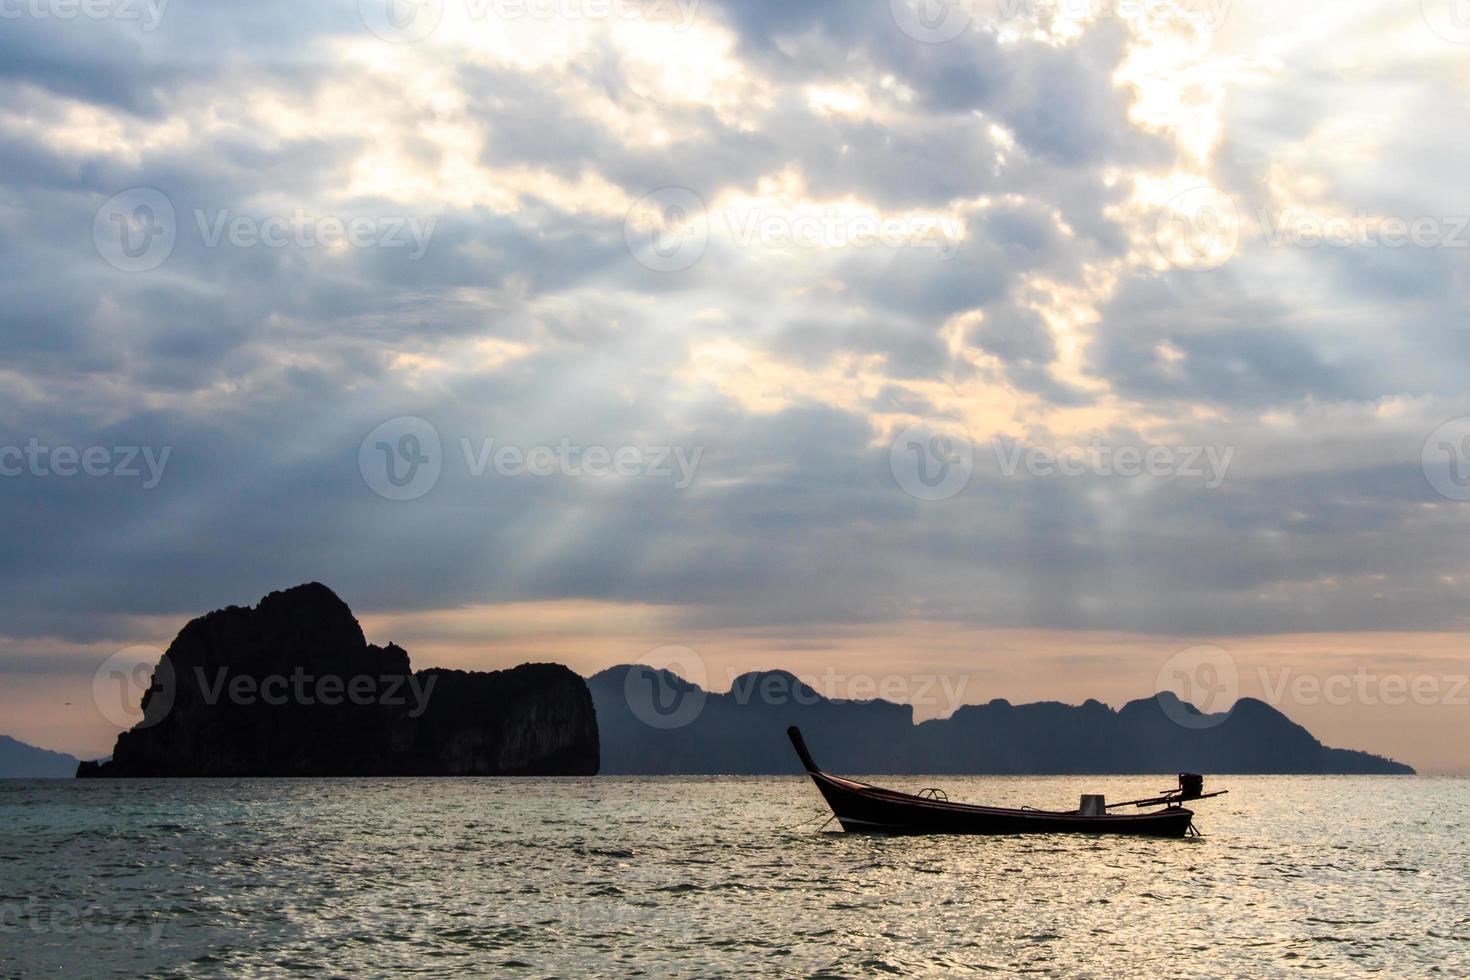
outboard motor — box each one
[1178,773,1204,800]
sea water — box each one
[2,776,1466,976]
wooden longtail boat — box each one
[788,726,1225,838]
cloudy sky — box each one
[3,0,1469,772]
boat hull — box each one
[788,726,1194,838]
[808,770,1194,838]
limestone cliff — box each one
[78,584,598,777]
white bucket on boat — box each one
[1079,794,1106,816]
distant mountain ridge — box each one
[589,665,1414,775]
[0,735,79,778]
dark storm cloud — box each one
[0,19,171,114]
[1091,273,1370,408]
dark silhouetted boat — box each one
[788,726,1225,838]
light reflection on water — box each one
[2,775,1466,976]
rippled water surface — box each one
[2,776,1467,976]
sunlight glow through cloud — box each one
[2,0,1469,770]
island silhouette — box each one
[590,666,1414,776]
[61,583,1413,778]
[78,584,599,777]
[0,735,78,778]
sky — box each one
[1,0,1469,773]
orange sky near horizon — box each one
[5,600,1466,775]
[4,3,1470,782]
